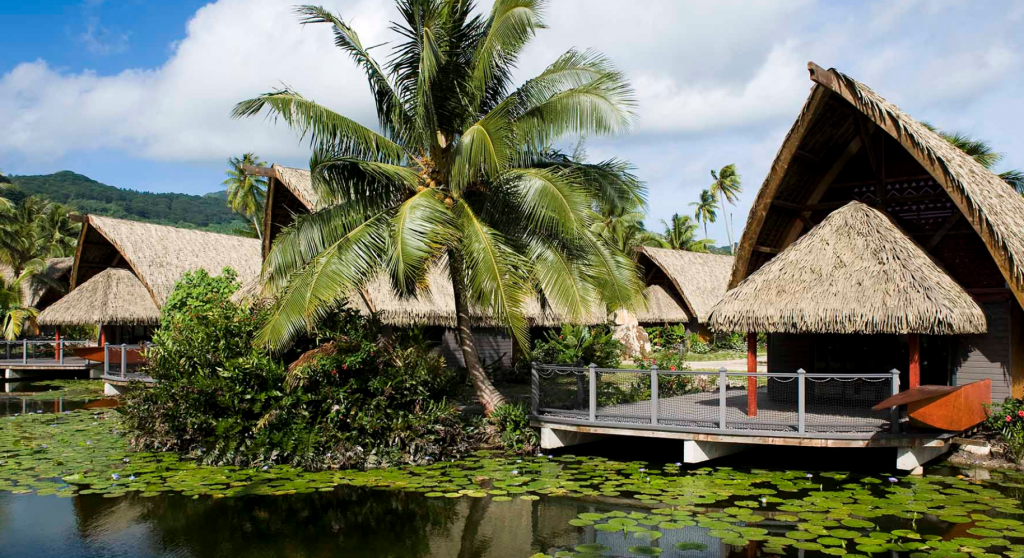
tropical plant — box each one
[985,397,1024,464]
[233,1,645,413]
[924,124,1024,194]
[689,188,717,240]
[0,172,13,212]
[0,260,42,340]
[660,213,712,252]
[591,203,666,258]
[709,165,742,253]
[531,324,622,368]
[36,202,79,258]
[489,402,538,454]
[222,153,268,240]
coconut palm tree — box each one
[591,204,666,259]
[689,188,717,240]
[0,260,43,340]
[709,165,741,253]
[233,1,645,413]
[0,171,13,212]
[923,124,1024,194]
[0,197,49,275]
[36,202,80,258]
[660,213,712,252]
[223,153,268,241]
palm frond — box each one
[527,239,598,323]
[450,105,513,193]
[509,167,590,237]
[295,5,413,140]
[454,201,530,348]
[471,0,545,109]
[388,188,457,295]
[308,149,419,208]
[232,89,408,163]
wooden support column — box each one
[908,334,921,389]
[54,327,61,361]
[99,325,107,347]
[746,332,758,416]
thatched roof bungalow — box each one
[634,247,733,332]
[38,215,261,344]
[716,62,1024,403]
[1,257,73,311]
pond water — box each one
[1,409,1023,558]
[0,379,112,416]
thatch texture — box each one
[78,215,262,307]
[633,284,691,324]
[271,164,317,211]
[635,247,733,323]
[1,257,73,308]
[709,202,987,335]
[38,268,161,326]
[732,63,1024,310]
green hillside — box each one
[9,171,247,234]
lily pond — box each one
[2,402,1024,558]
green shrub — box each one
[646,324,688,352]
[120,268,474,470]
[489,403,538,454]
[531,324,622,368]
[985,397,1024,464]
[687,333,711,355]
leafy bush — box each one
[596,369,699,407]
[531,324,622,368]
[489,403,538,454]
[712,331,746,352]
[120,268,474,470]
[60,324,98,341]
[635,348,688,372]
[688,333,712,355]
[646,324,688,352]
[985,397,1024,464]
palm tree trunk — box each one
[720,191,733,254]
[450,258,506,415]
[252,216,263,242]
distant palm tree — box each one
[924,124,1024,194]
[0,171,14,212]
[233,1,644,413]
[0,197,49,275]
[592,204,666,259]
[222,153,268,241]
[661,213,712,252]
[36,202,79,258]
[709,165,741,253]
[0,260,42,340]
[689,188,717,240]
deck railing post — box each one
[120,345,127,379]
[103,345,109,377]
[797,368,806,434]
[588,363,597,423]
[718,367,728,431]
[530,362,539,416]
[21,340,27,364]
[59,340,64,365]
[889,369,901,433]
[651,366,659,425]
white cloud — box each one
[0,0,388,162]
[79,19,130,55]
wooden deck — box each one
[1,356,93,371]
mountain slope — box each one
[9,171,247,234]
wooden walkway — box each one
[1,356,93,371]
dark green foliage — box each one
[121,268,475,469]
[531,324,623,368]
[985,397,1024,463]
[646,324,688,352]
[9,171,246,233]
[597,370,698,407]
[488,403,538,454]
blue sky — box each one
[3,0,1023,245]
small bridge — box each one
[529,365,953,472]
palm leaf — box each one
[388,188,457,295]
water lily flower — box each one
[888,477,898,483]
[760,497,768,506]
[511,470,519,475]
[806,473,813,478]
[111,473,120,480]
[41,444,48,448]
[639,468,646,472]
[86,441,91,445]
[675,462,682,466]
[123,458,130,463]
[516,459,522,463]
[129,475,136,481]
[547,455,553,458]
[261,465,269,471]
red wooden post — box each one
[99,325,106,347]
[746,331,758,416]
[54,327,61,361]
[908,333,920,389]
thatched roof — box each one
[635,247,733,323]
[38,268,161,326]
[73,215,261,307]
[0,257,73,308]
[709,202,987,335]
[634,284,691,324]
[732,62,1024,313]
[270,164,317,211]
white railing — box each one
[1,339,93,365]
[530,364,901,438]
[101,343,154,383]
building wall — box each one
[955,300,1014,401]
[439,328,512,369]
